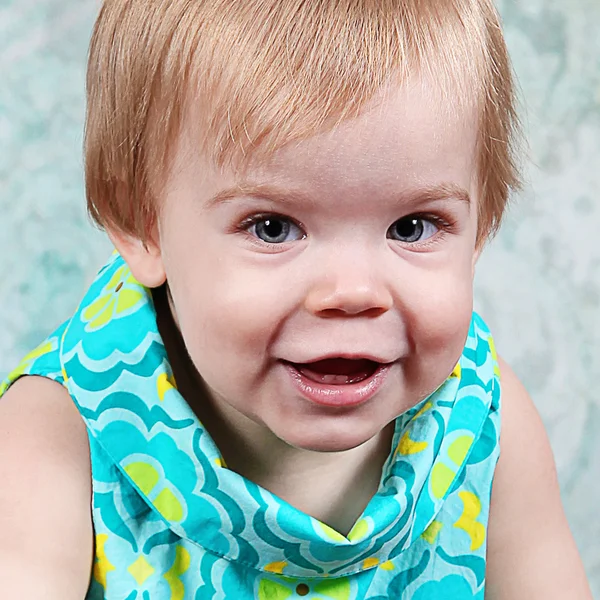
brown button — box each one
[296,583,310,596]
[115,282,123,292]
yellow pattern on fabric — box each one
[313,577,351,598]
[347,518,370,542]
[488,336,501,377]
[157,371,177,401]
[318,522,347,542]
[265,561,288,574]
[128,556,155,585]
[397,429,429,455]
[363,557,380,569]
[454,491,486,551]
[448,435,474,466]
[164,546,191,600]
[422,520,444,544]
[257,579,294,599]
[82,265,143,330]
[125,461,160,496]
[257,577,352,600]
[154,488,185,522]
[380,561,395,571]
[430,463,456,499]
[93,534,116,590]
[414,401,433,419]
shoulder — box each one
[495,357,551,469]
[485,358,592,599]
[0,376,93,596]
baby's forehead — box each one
[177,68,483,180]
[165,81,479,219]
[177,77,479,178]
[175,74,478,181]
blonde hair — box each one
[85,0,520,246]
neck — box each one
[153,286,395,535]
[210,411,395,536]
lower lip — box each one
[282,362,391,408]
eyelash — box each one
[236,212,456,246]
[237,212,306,237]
[407,214,455,246]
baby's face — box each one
[155,78,480,452]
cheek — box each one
[169,258,295,374]
[403,261,474,370]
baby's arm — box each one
[0,376,94,597]
[485,358,592,599]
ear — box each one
[107,228,166,288]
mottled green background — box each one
[1,0,599,594]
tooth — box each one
[321,374,350,384]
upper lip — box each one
[282,353,397,365]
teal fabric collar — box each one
[60,253,499,578]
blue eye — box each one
[387,217,439,243]
[249,216,305,244]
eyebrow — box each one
[207,183,315,208]
[411,182,471,205]
[207,181,471,208]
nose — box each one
[304,256,393,318]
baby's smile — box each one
[290,357,381,385]
[282,357,393,408]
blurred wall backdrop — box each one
[1,0,599,594]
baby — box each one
[0,1,592,598]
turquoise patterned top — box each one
[0,253,501,599]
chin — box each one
[278,424,380,454]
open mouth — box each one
[288,358,380,385]
[283,357,391,407]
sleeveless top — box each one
[0,252,501,599]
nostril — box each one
[305,284,393,317]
